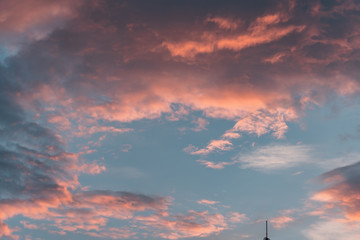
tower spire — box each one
[266,220,268,238]
[263,220,270,240]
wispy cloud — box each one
[135,210,244,239]
[163,14,305,58]
[205,16,241,30]
[188,139,233,155]
[303,220,360,240]
[197,159,237,169]
[197,199,219,205]
[196,144,312,170]
[236,144,313,171]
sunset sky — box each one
[1,0,360,239]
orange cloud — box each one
[311,162,360,222]
[205,16,240,30]
[163,14,305,58]
[0,221,18,240]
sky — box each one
[1,0,360,239]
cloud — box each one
[7,0,360,153]
[189,139,233,155]
[20,221,38,230]
[221,132,241,139]
[197,199,219,205]
[76,126,133,137]
[163,14,305,58]
[1,0,360,238]
[305,159,360,238]
[0,90,241,239]
[0,0,81,56]
[0,220,18,240]
[2,0,360,134]
[191,117,209,132]
[270,216,294,229]
[186,108,295,157]
[47,114,72,131]
[84,227,136,239]
[236,144,312,171]
[120,144,132,152]
[77,162,106,175]
[227,212,248,223]
[135,210,231,239]
[232,109,296,139]
[205,16,241,30]
[303,220,360,240]
[311,161,360,221]
[0,78,168,239]
[197,159,237,169]
[52,191,170,229]
[316,152,360,171]
[263,52,287,64]
[196,144,312,170]
[197,146,360,171]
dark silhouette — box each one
[263,220,270,240]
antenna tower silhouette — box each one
[263,220,270,240]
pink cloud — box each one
[7,0,360,146]
[163,14,305,58]
[20,221,39,230]
[197,199,219,205]
[76,126,133,137]
[270,216,294,229]
[135,210,229,239]
[191,117,209,132]
[3,0,360,238]
[227,212,248,223]
[78,162,106,175]
[221,132,241,139]
[310,162,360,224]
[0,0,80,55]
[0,221,18,240]
[85,227,137,239]
[47,114,72,131]
[190,139,233,155]
[197,159,237,169]
[232,109,297,139]
[184,109,295,157]
[263,52,287,64]
[205,16,240,30]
